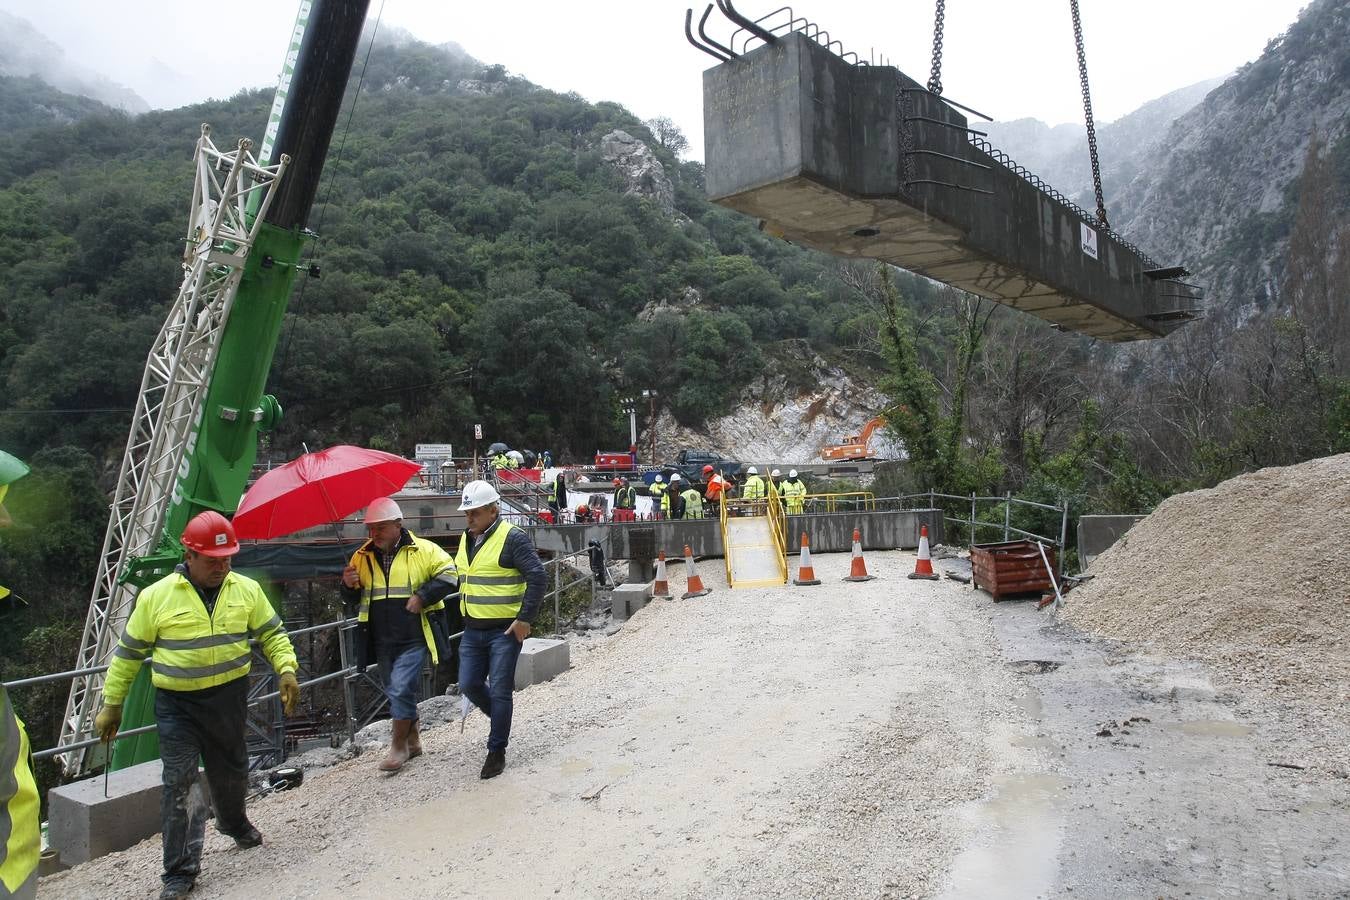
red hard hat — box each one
[577,504,590,515]
[613,477,622,486]
[182,510,240,557]
[702,465,714,473]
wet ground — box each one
[949,592,1350,898]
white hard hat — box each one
[364,497,403,525]
[747,466,758,475]
[458,480,501,511]
[788,469,798,478]
[771,469,781,477]
[671,473,682,482]
[653,474,663,483]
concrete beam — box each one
[703,34,1202,342]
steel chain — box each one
[927,0,946,94]
[1069,0,1109,228]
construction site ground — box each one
[44,550,1349,899]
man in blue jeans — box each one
[343,497,458,773]
[455,480,546,779]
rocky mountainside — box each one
[984,77,1223,210]
[1109,0,1350,312]
[645,341,903,464]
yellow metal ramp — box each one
[721,485,788,589]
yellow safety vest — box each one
[680,488,703,518]
[456,521,527,621]
[782,479,807,514]
[742,475,766,500]
[0,687,39,900]
[103,570,297,701]
[350,531,456,664]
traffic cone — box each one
[793,532,821,586]
[680,545,712,598]
[842,528,876,582]
[652,550,672,600]
[908,523,940,580]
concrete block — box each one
[513,637,571,690]
[48,759,165,865]
[611,582,651,622]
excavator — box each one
[821,417,887,462]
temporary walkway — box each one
[720,487,788,588]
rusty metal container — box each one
[970,540,1056,601]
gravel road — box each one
[43,548,1350,898]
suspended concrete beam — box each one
[703,32,1202,342]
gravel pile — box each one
[1063,452,1350,771]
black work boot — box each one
[160,879,195,900]
[480,749,506,779]
[230,824,263,849]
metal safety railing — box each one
[5,613,361,765]
[900,490,1069,574]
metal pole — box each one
[1003,490,1011,541]
[553,559,560,634]
[969,492,977,548]
[338,622,356,746]
[1058,495,1069,575]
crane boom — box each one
[60,0,371,774]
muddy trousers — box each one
[156,677,251,889]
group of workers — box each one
[486,445,552,471]
[605,465,808,520]
[75,478,543,899]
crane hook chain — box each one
[927,0,946,95]
[1069,0,1109,229]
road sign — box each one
[415,443,454,458]
[474,424,483,440]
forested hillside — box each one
[0,36,882,465]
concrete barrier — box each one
[1078,514,1146,568]
[526,509,943,558]
[48,759,166,865]
[513,638,570,690]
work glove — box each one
[279,671,300,717]
[94,704,122,743]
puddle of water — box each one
[938,773,1068,900]
[560,757,592,777]
[1174,720,1253,738]
[1010,735,1055,751]
[1013,693,1043,718]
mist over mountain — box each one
[0,11,149,114]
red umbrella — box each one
[232,445,422,539]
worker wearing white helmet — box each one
[455,480,546,779]
[781,468,808,515]
[661,472,684,517]
[649,473,668,519]
[741,466,767,505]
[343,496,458,773]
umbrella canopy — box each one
[232,445,422,540]
[0,450,29,487]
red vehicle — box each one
[594,449,638,469]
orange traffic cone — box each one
[793,532,821,586]
[908,523,940,580]
[680,545,712,598]
[842,528,876,582]
[652,550,672,600]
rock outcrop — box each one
[600,129,677,217]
